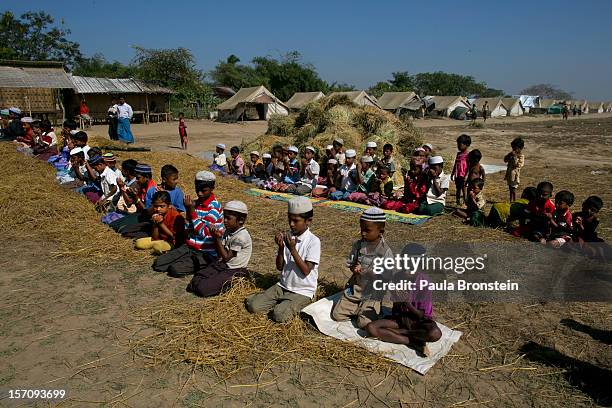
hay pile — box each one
[243,95,424,168]
[130,278,393,377]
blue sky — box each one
[4,0,612,99]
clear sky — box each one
[4,0,612,99]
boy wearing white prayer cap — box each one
[331,207,393,328]
[210,143,228,173]
[286,146,320,195]
[188,200,252,297]
[329,149,358,200]
[154,170,224,277]
[414,155,449,216]
[246,196,321,322]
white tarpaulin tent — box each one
[473,98,508,118]
[217,85,288,121]
[513,95,539,112]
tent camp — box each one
[568,100,586,113]
[473,98,508,118]
[216,86,288,122]
[605,102,612,113]
[586,102,604,114]
[377,92,422,115]
[327,91,381,108]
[285,91,325,111]
[424,96,471,117]
[513,95,539,112]
[529,98,557,114]
[501,98,525,116]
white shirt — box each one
[278,228,321,298]
[214,153,227,167]
[100,166,119,199]
[222,227,252,269]
[117,103,133,119]
[339,162,357,192]
[426,171,450,205]
[113,167,124,182]
[298,159,320,187]
[82,145,91,160]
[335,152,346,165]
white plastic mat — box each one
[301,293,462,375]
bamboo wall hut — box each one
[67,76,174,123]
[0,60,73,121]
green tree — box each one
[0,11,81,67]
[368,71,414,97]
[519,83,572,99]
[72,53,136,78]
[209,55,267,91]
[412,71,503,97]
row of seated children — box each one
[209,138,451,216]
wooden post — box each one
[145,93,149,124]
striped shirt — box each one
[186,194,224,254]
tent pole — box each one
[145,94,149,124]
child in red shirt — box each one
[526,181,555,242]
[547,190,574,248]
[178,112,188,150]
[382,160,427,213]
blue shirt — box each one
[144,185,186,212]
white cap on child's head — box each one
[195,170,216,181]
[423,143,433,150]
[216,143,226,150]
[305,146,315,153]
[360,207,386,223]
[288,145,299,153]
[345,149,356,158]
[225,200,248,215]
[288,196,312,214]
[262,153,272,159]
[250,151,260,157]
[361,155,373,163]
[20,116,33,123]
[326,145,333,151]
[69,147,83,155]
[327,158,338,164]
[333,137,344,145]
[366,141,377,148]
[429,155,444,165]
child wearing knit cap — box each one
[246,197,320,322]
[331,207,393,329]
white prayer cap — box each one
[70,130,79,135]
[326,144,333,151]
[250,151,260,157]
[361,155,373,163]
[345,149,357,158]
[20,117,33,123]
[429,155,444,165]
[70,147,83,155]
[195,170,216,181]
[288,145,299,153]
[423,143,433,150]
[305,146,316,153]
[262,153,272,159]
[216,143,226,149]
[288,196,313,214]
[9,107,21,115]
[360,207,386,223]
[327,158,338,165]
[333,137,344,145]
[366,141,377,148]
[224,200,248,215]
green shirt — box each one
[357,169,375,193]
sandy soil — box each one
[2,115,611,407]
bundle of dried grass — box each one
[266,114,295,137]
[130,278,394,378]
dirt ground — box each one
[1,115,611,407]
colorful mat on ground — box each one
[244,188,431,225]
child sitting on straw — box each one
[414,156,449,216]
[58,146,87,185]
[346,156,376,203]
[570,196,610,258]
[282,145,301,185]
[210,143,227,173]
[155,165,186,214]
[188,200,252,297]
[285,146,320,196]
[382,160,427,214]
[258,145,285,190]
[102,159,139,224]
[331,207,392,328]
[108,163,157,233]
[227,146,245,178]
[312,158,338,198]
[242,151,266,183]
[135,191,186,254]
[376,143,396,175]
[153,171,224,278]
[329,149,358,200]
[525,181,555,242]
[453,179,486,226]
[504,137,525,202]
[246,197,320,322]
[546,190,574,248]
[366,244,441,357]
[102,153,123,181]
[88,154,119,210]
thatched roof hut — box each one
[0,60,73,120]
